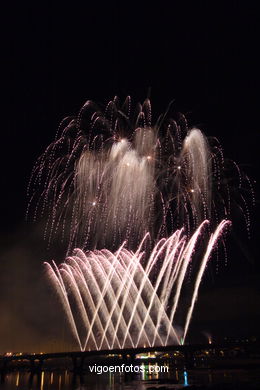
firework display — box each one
[29,97,252,350]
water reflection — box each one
[183,370,189,386]
[0,366,259,389]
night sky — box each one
[1,1,259,353]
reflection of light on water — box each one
[166,363,170,379]
[40,371,44,390]
[154,363,159,379]
[4,368,260,389]
[141,363,145,380]
[109,371,115,389]
[148,362,152,377]
[184,370,189,386]
[15,372,19,387]
[65,370,68,385]
[143,364,150,380]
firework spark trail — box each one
[44,262,84,350]
[183,219,231,341]
[90,249,143,349]
[180,129,212,222]
[69,255,115,349]
[100,249,160,349]
[82,242,138,349]
[46,220,229,350]
[164,220,209,345]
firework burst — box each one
[28,97,251,253]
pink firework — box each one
[29,97,253,349]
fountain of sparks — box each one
[28,97,252,350]
[45,220,230,350]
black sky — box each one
[0,1,259,352]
